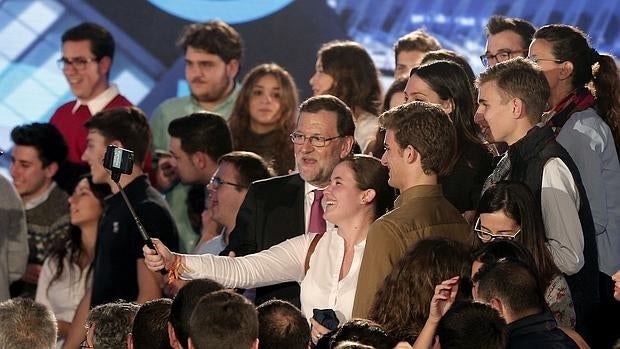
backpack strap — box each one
[304,233,324,275]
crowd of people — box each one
[0,13,619,349]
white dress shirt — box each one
[541,158,584,275]
[180,228,365,323]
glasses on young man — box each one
[290,132,343,147]
[209,176,247,190]
[474,217,521,242]
[480,49,528,67]
[57,57,99,70]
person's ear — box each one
[226,59,240,80]
[360,189,376,205]
[489,297,505,317]
[404,145,418,164]
[126,332,134,349]
[251,338,259,349]
[432,334,441,349]
[188,337,195,349]
[339,136,355,158]
[167,322,180,349]
[511,98,525,120]
[442,98,455,117]
[559,60,574,81]
[98,56,112,77]
[191,152,206,169]
[43,161,59,179]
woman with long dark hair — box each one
[228,63,298,175]
[406,60,492,221]
[35,174,110,348]
[309,41,382,153]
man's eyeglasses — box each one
[290,132,343,147]
[480,49,527,67]
[526,56,565,65]
[57,57,99,70]
[474,217,521,242]
[209,176,247,190]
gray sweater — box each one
[0,175,28,301]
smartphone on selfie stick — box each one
[103,145,167,274]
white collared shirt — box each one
[71,84,120,115]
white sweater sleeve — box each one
[179,234,310,289]
[541,158,584,275]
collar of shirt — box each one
[24,181,57,210]
[72,84,120,114]
[394,184,443,208]
[189,83,240,116]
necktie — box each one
[308,189,326,234]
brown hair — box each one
[368,238,471,343]
[318,41,382,116]
[178,20,243,63]
[380,101,456,176]
[341,154,394,219]
[477,57,550,124]
[394,29,441,57]
[228,63,298,175]
[484,15,536,49]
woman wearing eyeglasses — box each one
[143,155,394,341]
[228,63,299,175]
[472,181,575,329]
[530,25,620,307]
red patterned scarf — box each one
[544,87,596,135]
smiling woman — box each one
[143,155,394,334]
[35,174,111,348]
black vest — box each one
[508,125,599,339]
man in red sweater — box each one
[50,22,132,191]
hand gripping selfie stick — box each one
[103,145,167,274]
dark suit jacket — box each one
[222,173,306,306]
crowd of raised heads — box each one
[1,13,619,349]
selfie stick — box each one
[107,146,167,274]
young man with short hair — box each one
[63,106,179,349]
[9,122,70,298]
[480,15,536,68]
[477,57,598,339]
[393,29,441,79]
[150,20,243,252]
[50,22,133,191]
[188,290,259,349]
[352,101,471,317]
